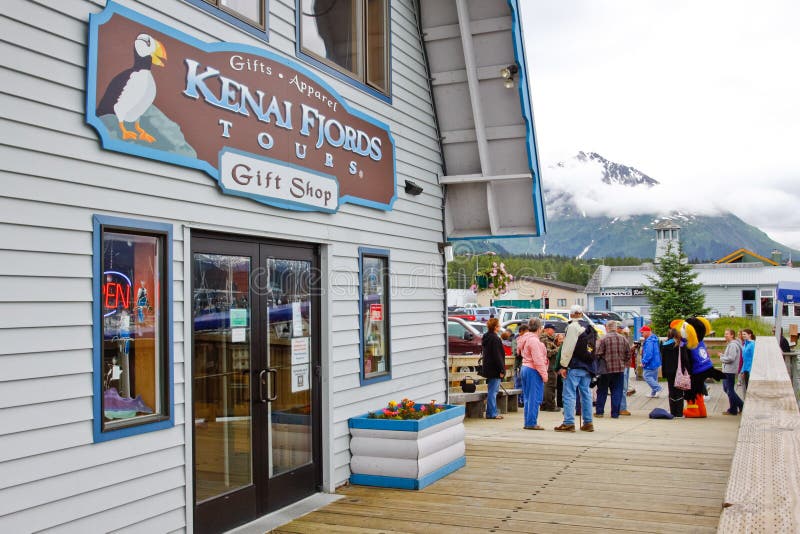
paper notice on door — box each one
[231,328,246,343]
[291,364,310,392]
[292,301,304,336]
[291,337,310,365]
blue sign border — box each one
[86,2,397,214]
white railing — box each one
[717,337,800,532]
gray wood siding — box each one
[0,0,444,530]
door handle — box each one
[266,368,278,402]
[258,370,267,403]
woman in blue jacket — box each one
[740,328,755,393]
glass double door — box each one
[192,234,320,534]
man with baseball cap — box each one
[640,325,663,398]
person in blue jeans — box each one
[720,328,744,415]
[554,305,595,432]
[480,318,507,419]
[640,325,662,397]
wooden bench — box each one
[449,387,522,418]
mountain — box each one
[486,152,799,262]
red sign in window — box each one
[369,304,383,321]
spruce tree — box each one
[645,242,707,335]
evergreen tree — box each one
[645,242,707,335]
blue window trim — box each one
[184,0,270,42]
[359,247,391,385]
[294,0,392,105]
[92,215,174,443]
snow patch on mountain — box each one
[576,240,594,260]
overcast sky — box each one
[520,0,800,249]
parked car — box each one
[473,306,499,322]
[468,321,488,335]
[706,309,721,319]
[501,319,568,336]
[615,309,650,329]
[448,316,483,355]
[448,307,476,321]
[585,311,623,325]
[498,308,544,323]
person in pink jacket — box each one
[521,318,549,430]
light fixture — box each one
[500,64,518,89]
[404,179,423,196]
[438,242,454,262]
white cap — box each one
[570,304,583,314]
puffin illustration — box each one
[98,33,166,143]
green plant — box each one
[366,399,445,420]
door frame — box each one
[188,230,323,532]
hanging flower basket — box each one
[348,401,466,490]
[472,262,513,296]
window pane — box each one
[366,0,387,91]
[362,255,388,379]
[760,297,774,317]
[301,0,361,77]
[192,253,253,502]
[101,231,165,429]
[220,0,263,25]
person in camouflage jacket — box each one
[538,322,561,411]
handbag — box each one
[674,354,691,390]
[460,375,477,393]
[475,356,485,378]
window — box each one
[93,216,173,441]
[760,289,774,317]
[360,248,390,383]
[299,0,390,97]
[186,0,268,38]
[448,321,466,339]
[557,298,567,307]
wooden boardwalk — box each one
[272,390,741,533]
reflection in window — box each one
[760,297,774,317]
[300,0,389,94]
[361,251,390,381]
[100,228,169,432]
[202,0,265,30]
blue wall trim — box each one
[358,247,392,386]
[184,0,270,42]
[508,0,546,235]
[92,215,174,443]
[349,456,466,490]
[449,0,545,241]
[86,2,397,214]
[349,404,464,432]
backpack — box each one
[572,325,598,363]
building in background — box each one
[587,226,800,326]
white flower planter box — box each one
[348,404,466,490]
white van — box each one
[498,308,543,324]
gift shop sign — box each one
[86,3,396,213]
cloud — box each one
[542,157,724,218]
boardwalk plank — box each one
[271,389,740,533]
